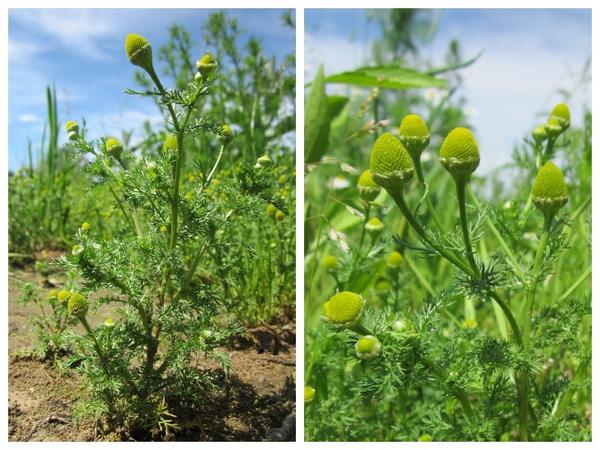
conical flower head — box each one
[125,34,153,73]
[439,127,480,181]
[105,137,123,158]
[218,124,233,145]
[532,161,568,216]
[398,114,430,159]
[532,125,547,145]
[369,132,414,192]
[550,103,570,130]
[304,386,316,403]
[545,117,563,138]
[67,292,89,319]
[357,170,381,202]
[322,291,365,327]
[355,335,381,360]
[196,53,218,79]
[65,120,79,133]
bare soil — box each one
[8,266,296,442]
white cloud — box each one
[18,113,41,123]
[10,9,118,61]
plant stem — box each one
[555,266,591,306]
[455,179,478,274]
[388,190,474,276]
[467,186,526,284]
[412,157,444,230]
[552,357,590,419]
[521,215,552,349]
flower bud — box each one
[81,222,91,232]
[57,290,70,306]
[369,132,414,193]
[275,210,285,221]
[386,250,404,269]
[257,154,273,168]
[418,434,433,442]
[550,103,570,130]
[544,118,562,139]
[322,255,339,271]
[357,170,381,202]
[532,125,547,145]
[218,124,234,145]
[68,131,79,141]
[104,318,115,328]
[532,161,568,217]
[398,114,430,160]
[439,127,480,182]
[125,33,154,73]
[105,137,123,159]
[355,335,381,360]
[196,53,218,79]
[47,289,59,303]
[304,386,316,403]
[322,291,365,327]
[266,204,278,217]
[365,217,384,236]
[65,120,79,134]
[67,292,88,319]
[72,244,83,256]
[163,134,179,154]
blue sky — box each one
[305,9,591,174]
[8,8,294,171]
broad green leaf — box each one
[327,95,349,121]
[325,65,445,90]
[305,65,330,163]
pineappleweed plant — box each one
[306,103,590,441]
[55,33,265,436]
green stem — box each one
[388,190,474,276]
[555,266,591,307]
[455,179,478,274]
[552,357,590,419]
[345,203,370,290]
[413,157,443,230]
[521,216,552,348]
[467,186,526,284]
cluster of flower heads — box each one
[308,104,572,404]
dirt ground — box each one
[8,265,296,442]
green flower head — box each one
[266,204,278,217]
[398,114,430,159]
[196,53,218,79]
[65,120,79,133]
[439,127,480,181]
[386,250,404,269]
[532,125,547,145]
[365,217,384,235]
[357,170,381,202]
[550,103,570,130]
[369,132,414,192]
[322,291,365,327]
[275,210,285,221]
[57,290,71,306]
[67,292,89,319]
[532,161,568,217]
[105,137,123,159]
[218,124,234,145]
[47,289,59,303]
[355,335,381,360]
[125,33,153,73]
[304,386,316,403]
[322,255,339,271]
[163,134,179,154]
[544,118,563,139]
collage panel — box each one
[8,8,296,442]
[304,8,591,442]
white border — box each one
[1,0,598,447]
